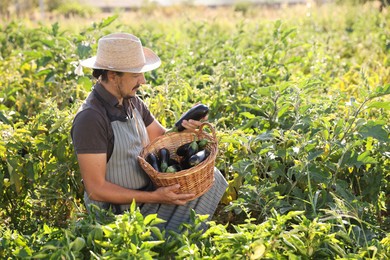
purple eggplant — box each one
[146,153,160,172]
[174,104,209,132]
[188,150,210,167]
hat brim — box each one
[80,47,161,73]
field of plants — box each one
[1,2,390,259]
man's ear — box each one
[107,71,117,81]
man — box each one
[71,33,228,232]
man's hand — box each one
[153,184,195,205]
[181,119,203,131]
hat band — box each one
[94,59,146,71]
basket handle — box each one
[198,122,216,140]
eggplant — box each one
[169,158,180,166]
[186,140,199,158]
[176,142,191,156]
[165,164,182,173]
[146,153,160,172]
[159,148,170,172]
[188,150,210,167]
[174,104,209,132]
[180,156,191,170]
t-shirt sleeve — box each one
[71,109,108,154]
[133,96,155,127]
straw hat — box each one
[80,33,161,73]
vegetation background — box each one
[0,0,389,258]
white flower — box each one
[74,63,84,76]
[345,97,355,106]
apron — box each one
[84,104,228,233]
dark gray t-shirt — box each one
[71,83,154,159]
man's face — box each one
[116,72,146,98]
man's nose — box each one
[139,74,146,84]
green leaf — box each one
[43,224,52,234]
[150,226,164,240]
[0,111,11,125]
[44,70,55,83]
[37,56,52,67]
[35,68,52,77]
[250,242,266,259]
[32,253,49,259]
[70,237,86,252]
[130,199,136,212]
[289,234,306,255]
[42,244,60,250]
[240,104,262,112]
[7,159,21,194]
[40,39,55,48]
[309,169,332,183]
[277,103,291,118]
[141,240,165,249]
[286,211,305,218]
[102,225,113,237]
[77,43,92,59]
[49,117,65,134]
[240,112,256,119]
[255,131,274,141]
[366,101,390,110]
[22,50,42,59]
[96,15,118,29]
[51,22,60,36]
[256,86,274,97]
[358,121,388,142]
[144,214,158,225]
[283,237,297,250]
[78,76,93,91]
[93,227,103,241]
[334,180,355,201]
[281,28,296,42]
[356,151,377,165]
[232,160,253,174]
[369,84,390,99]
[190,208,196,220]
[238,118,260,130]
[308,149,324,161]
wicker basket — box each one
[137,122,217,199]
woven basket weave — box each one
[138,122,217,199]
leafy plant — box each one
[0,3,389,258]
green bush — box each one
[1,207,389,259]
[56,2,98,18]
[0,4,389,258]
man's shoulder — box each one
[81,91,102,108]
[73,93,109,127]
[74,107,104,122]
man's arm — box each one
[146,119,166,143]
[78,153,195,205]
